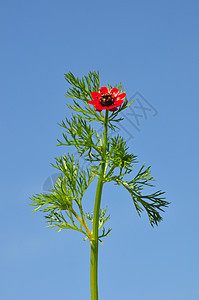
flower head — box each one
[88,87,126,112]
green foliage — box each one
[85,207,112,243]
[105,135,138,177]
[65,70,100,101]
[51,153,94,202]
[64,71,104,124]
[111,164,168,227]
[30,70,169,245]
[57,114,102,162]
[103,134,169,226]
[30,153,94,236]
[108,98,135,131]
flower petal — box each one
[88,101,95,106]
[93,103,104,110]
[91,92,101,100]
[114,99,124,106]
[110,88,119,96]
[88,100,100,104]
[88,102,100,107]
[116,93,126,100]
[99,87,109,94]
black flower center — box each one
[100,94,115,107]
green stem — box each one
[90,110,109,300]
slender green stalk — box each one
[90,110,109,300]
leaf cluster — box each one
[105,135,138,178]
[57,114,102,163]
[30,153,93,237]
[64,71,103,124]
[30,70,169,244]
[101,134,169,226]
[85,207,112,243]
[111,164,169,227]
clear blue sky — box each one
[1,0,199,299]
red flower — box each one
[88,87,126,112]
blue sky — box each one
[1,0,199,299]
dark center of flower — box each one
[100,94,115,107]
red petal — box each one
[99,87,109,94]
[93,103,104,110]
[116,93,126,100]
[96,106,107,110]
[91,92,101,100]
[88,100,99,106]
[114,99,124,106]
[109,107,118,111]
[105,104,116,109]
[110,88,119,96]
[88,100,100,105]
[100,106,115,110]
